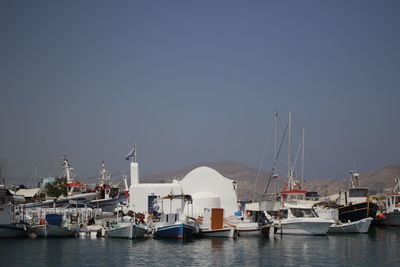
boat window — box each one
[278,209,288,219]
[395,196,400,205]
[349,188,368,198]
[290,208,304,217]
[282,209,288,219]
[290,208,317,218]
[303,209,318,218]
[109,188,119,198]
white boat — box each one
[79,224,104,238]
[198,208,236,238]
[225,215,261,237]
[199,227,235,237]
[0,185,27,238]
[274,204,334,235]
[235,222,261,236]
[314,204,373,234]
[328,217,373,234]
[106,221,147,239]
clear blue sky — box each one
[1,1,399,185]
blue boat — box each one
[154,221,196,240]
[152,194,198,240]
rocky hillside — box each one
[141,161,400,200]
[304,164,400,196]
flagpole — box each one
[133,142,137,163]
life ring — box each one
[39,218,46,225]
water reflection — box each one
[1,228,400,266]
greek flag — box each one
[124,147,136,161]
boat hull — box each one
[328,217,373,234]
[154,223,195,240]
[199,228,236,238]
[106,223,147,239]
[30,224,76,238]
[381,210,400,226]
[338,202,378,223]
[236,222,261,237]
[274,219,333,235]
[0,224,26,238]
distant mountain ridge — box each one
[141,161,400,200]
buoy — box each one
[376,213,385,220]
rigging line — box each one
[293,139,303,174]
[253,122,273,201]
[264,123,288,194]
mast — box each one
[63,154,72,183]
[288,112,293,190]
[301,128,305,188]
[274,112,278,198]
[274,112,277,173]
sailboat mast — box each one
[274,112,277,171]
[301,128,305,188]
[274,112,278,198]
[288,112,292,190]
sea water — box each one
[0,226,398,266]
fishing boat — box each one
[90,161,120,214]
[152,194,198,240]
[29,213,77,238]
[337,171,379,223]
[106,217,147,239]
[153,215,196,240]
[105,207,147,239]
[24,156,98,209]
[0,185,27,238]
[376,177,400,226]
[63,155,97,202]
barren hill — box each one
[141,161,400,200]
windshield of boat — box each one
[290,208,318,218]
[349,188,368,198]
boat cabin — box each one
[280,190,307,202]
[385,194,400,213]
[339,187,369,206]
[277,205,319,219]
[66,182,88,196]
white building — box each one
[180,166,238,218]
[128,162,238,218]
